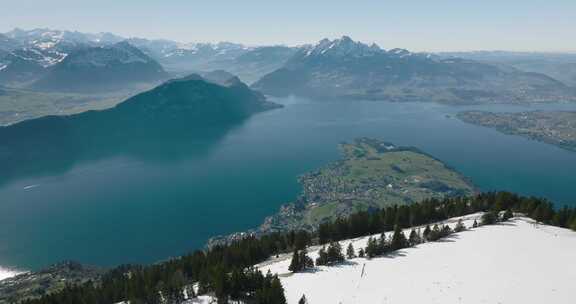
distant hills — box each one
[253,36,576,104]
[0,73,280,185]
[129,38,297,84]
[440,51,576,87]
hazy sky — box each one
[1,0,575,52]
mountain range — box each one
[0,28,296,90]
[440,51,576,87]
[31,41,168,92]
[253,36,576,104]
[0,29,164,90]
[1,29,575,104]
[129,38,297,83]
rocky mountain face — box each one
[31,41,168,92]
[253,36,576,104]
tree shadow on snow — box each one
[435,234,460,243]
[331,260,359,268]
[496,221,518,227]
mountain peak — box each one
[302,36,383,59]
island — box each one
[457,111,576,152]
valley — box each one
[0,86,150,126]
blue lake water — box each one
[1,97,576,272]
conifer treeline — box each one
[22,192,576,304]
[316,192,576,244]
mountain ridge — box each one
[30,41,168,92]
[253,36,576,104]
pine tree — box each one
[423,225,431,241]
[269,275,287,304]
[327,241,344,264]
[299,248,314,270]
[454,219,466,232]
[502,209,514,221]
[346,243,356,259]
[298,294,308,304]
[472,219,478,228]
[427,224,441,241]
[378,233,388,255]
[408,229,421,246]
[288,249,300,273]
[391,224,408,250]
[441,225,452,237]
[365,237,378,258]
[481,211,498,225]
[358,248,365,258]
[316,246,328,266]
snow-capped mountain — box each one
[129,38,253,73]
[128,38,297,83]
[32,42,168,92]
[289,37,432,65]
[60,41,159,68]
[254,36,575,104]
[296,36,383,60]
[0,28,125,86]
[5,28,123,53]
[1,28,121,70]
[0,28,295,88]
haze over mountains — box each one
[0,28,296,90]
[0,72,279,185]
[254,36,576,104]
[440,51,576,87]
[0,28,575,104]
[31,41,167,92]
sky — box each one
[1,0,575,52]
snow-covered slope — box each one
[259,215,576,304]
[0,267,22,281]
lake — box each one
[1,97,576,272]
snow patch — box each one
[259,216,576,304]
[0,266,24,281]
